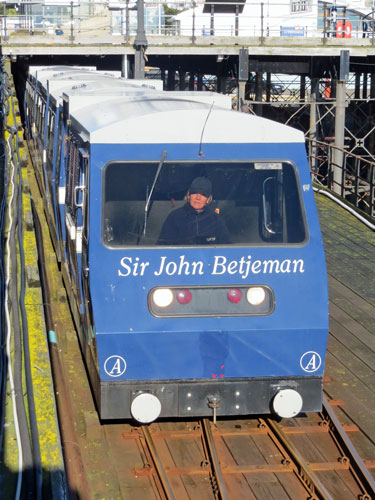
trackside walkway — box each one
[316,192,375,470]
[1,64,66,498]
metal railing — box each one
[0,0,374,43]
[307,138,375,218]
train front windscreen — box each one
[102,161,307,247]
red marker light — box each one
[176,289,192,304]
[227,288,242,303]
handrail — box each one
[0,0,374,42]
[306,137,375,220]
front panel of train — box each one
[88,142,328,421]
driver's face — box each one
[189,192,209,211]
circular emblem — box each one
[300,351,322,373]
[104,355,127,377]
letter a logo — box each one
[104,355,127,377]
[300,351,322,373]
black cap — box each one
[189,177,212,197]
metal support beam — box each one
[333,80,347,195]
[192,1,196,43]
[254,71,263,116]
[363,72,368,99]
[235,4,239,36]
[210,5,214,35]
[238,48,249,110]
[122,55,129,78]
[369,73,375,158]
[134,49,145,79]
[178,70,186,90]
[125,0,130,43]
[134,0,148,80]
[217,76,226,93]
[300,75,306,102]
[238,81,246,110]
[309,78,319,178]
[167,68,175,90]
[265,72,271,102]
[70,1,74,42]
[354,72,361,99]
[371,73,375,99]
[260,2,265,43]
[197,74,203,90]
[333,50,349,195]
[189,72,195,90]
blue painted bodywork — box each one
[87,142,328,383]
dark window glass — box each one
[102,161,307,247]
[66,141,79,220]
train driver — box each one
[157,177,231,245]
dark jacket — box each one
[157,203,231,245]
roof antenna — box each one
[198,101,215,157]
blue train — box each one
[24,66,328,423]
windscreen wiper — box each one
[143,150,167,236]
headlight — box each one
[273,389,303,418]
[152,288,174,308]
[246,287,266,306]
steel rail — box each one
[322,395,375,499]
[201,419,230,500]
[142,425,176,500]
[264,417,335,500]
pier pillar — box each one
[178,70,186,90]
[121,55,129,78]
[188,72,195,90]
[160,69,166,89]
[238,49,249,110]
[197,74,203,91]
[309,78,319,177]
[300,75,306,102]
[167,68,176,90]
[210,5,215,35]
[265,72,271,102]
[363,72,368,99]
[254,71,263,116]
[217,76,226,93]
[354,72,361,99]
[333,50,350,195]
[369,73,375,160]
[331,78,337,99]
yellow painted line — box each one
[3,66,65,486]
[22,171,65,473]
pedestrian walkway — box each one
[316,192,375,468]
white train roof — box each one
[29,66,119,80]
[28,65,98,77]
[47,79,160,104]
[29,65,163,91]
[65,90,231,115]
[30,65,303,145]
[70,97,304,145]
[35,71,122,88]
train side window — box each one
[47,112,55,162]
[102,161,307,247]
[66,140,80,221]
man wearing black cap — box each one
[157,177,231,245]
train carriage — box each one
[25,66,328,423]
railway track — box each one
[118,399,375,500]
